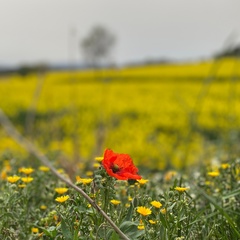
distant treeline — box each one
[1,45,240,77]
[0,64,49,76]
[215,44,240,58]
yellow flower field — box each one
[0,57,240,171]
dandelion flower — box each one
[137,179,149,185]
[110,199,121,205]
[151,200,162,208]
[137,220,145,229]
[39,166,50,172]
[19,167,34,175]
[57,168,65,173]
[207,171,220,177]
[137,206,152,216]
[1,171,7,180]
[40,205,47,210]
[149,220,157,224]
[86,171,93,177]
[164,171,177,181]
[95,156,104,162]
[160,208,167,214]
[174,186,189,192]
[21,177,34,183]
[55,187,68,194]
[76,176,93,185]
[138,225,145,230]
[31,227,39,233]
[55,195,69,203]
[205,181,212,186]
[221,163,230,169]
[93,163,101,168]
[7,175,21,183]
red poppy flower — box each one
[102,149,141,180]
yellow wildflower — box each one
[57,168,65,173]
[1,171,7,180]
[55,195,69,203]
[21,177,34,183]
[207,171,220,177]
[86,171,93,177]
[164,170,177,181]
[149,220,157,224]
[151,200,162,208]
[53,214,59,221]
[1,161,11,180]
[137,179,149,185]
[76,176,81,182]
[7,175,21,183]
[137,220,145,229]
[31,227,39,233]
[160,208,167,214]
[235,167,240,180]
[137,206,152,216]
[18,184,26,188]
[93,163,101,168]
[174,186,189,192]
[19,167,34,175]
[205,181,212,186]
[39,166,50,172]
[76,176,93,185]
[40,205,47,210]
[110,199,121,205]
[138,225,145,230]
[95,156,104,162]
[55,187,68,194]
[221,163,230,169]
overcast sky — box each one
[0,0,240,66]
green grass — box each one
[0,153,239,239]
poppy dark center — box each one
[112,163,120,173]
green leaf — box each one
[124,202,134,221]
[61,217,73,240]
[196,186,240,238]
[73,229,79,240]
[109,231,120,240]
[119,221,145,239]
[222,188,240,200]
[159,212,169,228]
[42,226,57,238]
[132,197,139,208]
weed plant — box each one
[0,152,239,239]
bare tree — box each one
[81,25,115,68]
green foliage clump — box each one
[0,154,239,239]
